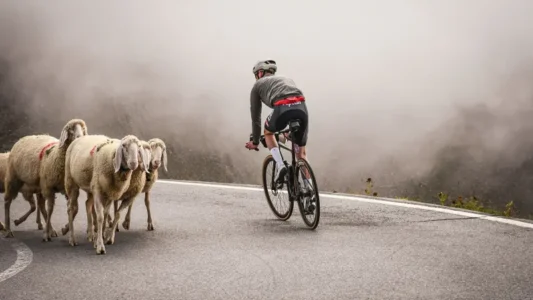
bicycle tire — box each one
[295,158,320,229]
[261,155,294,220]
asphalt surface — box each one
[1,180,533,300]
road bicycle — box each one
[251,119,320,229]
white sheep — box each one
[87,135,149,254]
[65,137,150,242]
[0,152,46,230]
[120,138,168,231]
[107,140,152,231]
[62,134,113,245]
[2,119,88,240]
[105,139,151,236]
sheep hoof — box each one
[0,222,4,231]
[96,246,106,255]
[105,237,115,245]
[14,219,22,226]
[4,230,14,238]
[37,223,44,230]
[61,226,69,236]
[147,223,154,231]
[69,239,78,247]
[51,229,58,238]
[42,237,51,242]
[122,221,130,230]
[115,226,119,232]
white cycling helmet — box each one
[252,59,277,76]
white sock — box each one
[305,178,313,187]
[270,147,284,168]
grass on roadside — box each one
[343,178,519,219]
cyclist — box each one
[244,59,313,193]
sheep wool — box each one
[3,118,88,240]
[0,152,45,230]
[63,134,112,245]
[106,140,151,233]
[122,137,168,231]
[90,134,150,254]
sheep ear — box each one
[137,148,146,171]
[82,124,88,135]
[141,147,150,173]
[113,142,123,173]
[138,147,150,173]
[59,128,69,147]
[162,148,168,173]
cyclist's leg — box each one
[274,102,311,181]
[264,108,287,181]
[288,105,315,213]
[291,105,312,186]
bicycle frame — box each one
[257,123,301,201]
[254,120,321,229]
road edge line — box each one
[157,179,533,229]
[0,238,33,283]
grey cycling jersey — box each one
[250,74,304,144]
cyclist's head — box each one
[253,59,277,80]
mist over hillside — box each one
[1,2,533,216]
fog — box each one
[1,1,533,215]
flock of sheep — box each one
[0,118,168,255]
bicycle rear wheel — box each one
[295,158,320,229]
[262,155,294,220]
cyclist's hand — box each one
[245,141,259,151]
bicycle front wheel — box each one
[295,158,321,229]
[262,155,294,220]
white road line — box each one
[0,239,33,283]
[158,179,533,230]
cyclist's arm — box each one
[250,85,262,145]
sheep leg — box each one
[0,221,4,231]
[103,200,118,231]
[66,188,80,246]
[13,191,37,227]
[93,208,97,233]
[114,200,119,232]
[3,197,15,238]
[61,190,82,236]
[36,193,48,228]
[122,202,133,230]
[3,172,24,238]
[85,194,95,242]
[42,193,56,242]
[94,192,106,255]
[35,196,44,230]
[37,194,58,238]
[103,209,111,230]
[145,191,154,231]
[105,198,134,245]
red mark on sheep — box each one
[90,145,97,156]
[38,142,59,160]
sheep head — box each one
[113,135,142,173]
[59,118,88,148]
[138,140,152,173]
[148,138,168,173]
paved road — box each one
[1,180,532,300]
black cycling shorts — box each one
[264,100,309,146]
